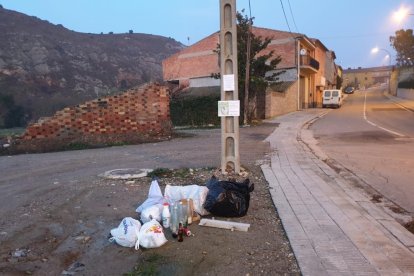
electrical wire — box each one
[279,0,292,33]
[287,0,299,33]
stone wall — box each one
[11,83,171,153]
[390,69,399,96]
[397,88,414,100]
[265,82,298,118]
[394,67,414,99]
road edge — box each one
[298,111,414,252]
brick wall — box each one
[15,83,171,153]
[162,27,298,85]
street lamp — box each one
[371,47,392,93]
[393,6,413,23]
[371,47,392,66]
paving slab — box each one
[262,110,414,276]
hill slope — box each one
[0,6,184,127]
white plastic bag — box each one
[136,219,168,249]
[109,217,141,248]
[164,184,209,216]
[140,204,163,223]
[136,179,164,213]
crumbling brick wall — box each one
[15,83,171,153]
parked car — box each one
[322,89,342,108]
[344,86,355,94]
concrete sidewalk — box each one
[384,93,414,112]
[262,110,414,275]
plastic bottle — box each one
[187,198,193,225]
[162,203,171,228]
[178,200,188,228]
[170,203,178,237]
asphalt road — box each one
[0,124,275,217]
[311,87,414,213]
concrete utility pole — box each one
[219,0,240,174]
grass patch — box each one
[147,168,192,178]
[0,127,25,138]
[124,253,164,276]
[147,167,215,179]
[65,142,91,151]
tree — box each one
[336,75,343,89]
[214,11,282,124]
[0,95,26,128]
[390,29,414,67]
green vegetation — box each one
[147,167,214,179]
[170,95,220,127]
[65,142,91,151]
[390,29,414,67]
[147,168,193,178]
[124,253,164,276]
[212,10,283,124]
[336,76,343,89]
[0,94,27,128]
[398,79,414,89]
[0,128,25,138]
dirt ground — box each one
[0,124,300,275]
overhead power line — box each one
[287,0,299,33]
[279,0,292,33]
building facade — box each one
[343,66,393,89]
[163,27,337,118]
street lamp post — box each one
[371,47,392,66]
[371,47,392,94]
[393,6,413,24]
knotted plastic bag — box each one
[109,217,141,248]
[135,219,168,249]
[203,176,254,217]
[136,179,164,213]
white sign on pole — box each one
[218,100,240,117]
[223,74,235,91]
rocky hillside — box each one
[0,6,184,128]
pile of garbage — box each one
[108,175,254,250]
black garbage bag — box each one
[203,176,254,217]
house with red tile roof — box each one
[163,27,338,118]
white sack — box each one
[140,204,163,223]
[109,217,141,248]
[136,179,164,213]
[136,219,168,249]
[164,184,209,216]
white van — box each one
[322,89,342,108]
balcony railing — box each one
[300,55,319,71]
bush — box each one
[170,95,220,127]
[398,79,414,89]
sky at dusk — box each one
[1,0,413,69]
